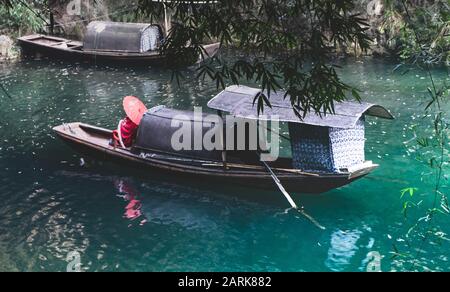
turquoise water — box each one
[0,58,449,272]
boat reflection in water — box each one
[114,178,223,230]
[56,170,245,232]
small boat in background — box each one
[53,86,394,194]
[18,21,220,66]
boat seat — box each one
[53,43,68,48]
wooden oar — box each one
[259,157,325,230]
[202,162,319,176]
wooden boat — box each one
[53,122,379,194]
[18,21,220,66]
[53,86,394,194]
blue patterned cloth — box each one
[141,26,160,52]
[290,117,365,173]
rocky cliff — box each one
[49,0,166,39]
[50,0,111,39]
[5,0,442,61]
[359,0,391,55]
[0,35,16,61]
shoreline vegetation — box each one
[0,1,448,66]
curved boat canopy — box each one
[84,21,162,53]
[207,85,394,129]
[134,106,222,161]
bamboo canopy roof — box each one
[207,85,394,129]
[84,21,158,53]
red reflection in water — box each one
[114,179,147,226]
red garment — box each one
[112,117,138,147]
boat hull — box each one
[53,123,377,194]
[18,34,220,66]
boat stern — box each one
[347,161,379,180]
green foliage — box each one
[394,0,450,271]
[383,0,450,66]
[400,187,418,199]
[0,0,13,8]
[0,0,46,34]
[108,1,148,23]
[138,0,371,116]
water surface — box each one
[0,58,449,271]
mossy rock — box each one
[0,35,18,61]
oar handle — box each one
[259,153,325,230]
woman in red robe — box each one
[112,96,147,148]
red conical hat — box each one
[123,96,148,125]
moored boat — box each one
[18,21,220,66]
[53,86,394,194]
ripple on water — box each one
[0,59,449,271]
